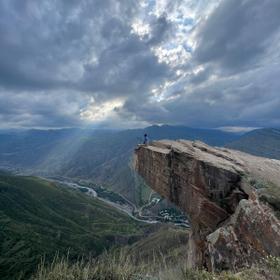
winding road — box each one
[44,177,160,224]
[43,176,189,227]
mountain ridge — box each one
[226,128,280,159]
[0,125,241,205]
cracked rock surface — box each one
[134,140,280,271]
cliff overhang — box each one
[134,140,280,271]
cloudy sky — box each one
[0,0,279,130]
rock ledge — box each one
[134,140,280,270]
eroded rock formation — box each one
[134,140,280,271]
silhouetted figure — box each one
[143,133,148,145]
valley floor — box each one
[43,176,190,227]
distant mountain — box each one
[226,128,280,159]
[0,173,144,280]
[0,125,240,205]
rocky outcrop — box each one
[134,140,280,271]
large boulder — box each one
[134,140,280,271]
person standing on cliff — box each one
[143,133,148,145]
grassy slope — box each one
[0,174,145,280]
[247,175,280,218]
[127,225,189,265]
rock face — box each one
[134,140,280,271]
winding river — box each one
[43,177,190,227]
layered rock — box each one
[134,140,280,271]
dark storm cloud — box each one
[80,19,172,100]
[147,15,173,46]
[0,0,82,90]
[189,67,212,84]
[0,0,173,128]
[120,63,280,128]
[0,0,168,93]
[117,0,280,128]
[0,90,88,128]
[1,0,280,129]
[194,0,280,72]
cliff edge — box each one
[134,140,280,271]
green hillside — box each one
[0,173,145,280]
[127,225,188,264]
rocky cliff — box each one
[134,140,280,271]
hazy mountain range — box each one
[1,125,280,279]
[0,125,241,204]
[226,128,280,159]
[1,125,280,205]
